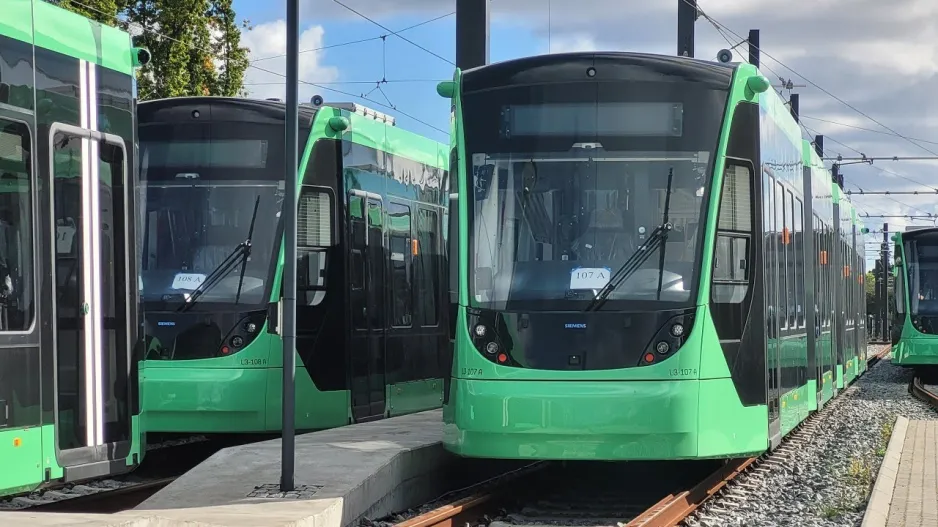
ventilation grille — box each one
[718,165,752,232]
[299,192,331,246]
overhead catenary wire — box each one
[697,9,937,239]
[63,0,448,138]
[250,10,454,64]
[689,0,938,159]
[331,0,455,66]
[801,115,938,147]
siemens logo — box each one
[157,321,176,327]
[564,323,587,329]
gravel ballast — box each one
[687,344,937,527]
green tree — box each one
[55,0,121,25]
[53,0,251,100]
[209,0,250,97]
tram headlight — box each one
[485,341,499,355]
[655,341,670,355]
[474,324,487,337]
[670,323,685,337]
[245,322,258,333]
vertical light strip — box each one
[88,62,105,447]
[78,59,95,448]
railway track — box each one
[867,343,892,368]
[3,436,229,513]
[393,345,895,527]
[392,460,727,527]
[910,374,938,410]
[391,459,748,527]
[22,477,176,514]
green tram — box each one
[136,97,450,433]
[437,52,868,461]
[0,0,147,496]
[890,226,938,366]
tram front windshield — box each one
[461,81,727,311]
[138,132,284,309]
[905,234,938,315]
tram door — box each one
[51,124,134,477]
[348,191,387,422]
[763,173,782,446]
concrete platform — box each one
[0,409,504,527]
[863,417,938,527]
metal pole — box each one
[677,0,696,57]
[748,29,760,67]
[790,93,799,122]
[879,223,889,341]
[874,258,883,340]
[814,135,824,158]
[456,0,489,70]
[281,0,299,492]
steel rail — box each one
[910,375,938,410]
[24,476,176,513]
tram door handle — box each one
[80,302,90,317]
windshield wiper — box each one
[655,168,675,300]
[177,196,261,312]
[584,168,675,312]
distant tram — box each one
[438,52,868,461]
[891,226,938,366]
[136,97,451,433]
[0,0,147,496]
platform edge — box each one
[860,415,909,527]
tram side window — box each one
[776,183,787,329]
[795,198,805,328]
[712,163,752,298]
[416,208,440,326]
[0,119,34,331]
[388,202,413,327]
[895,257,905,314]
[821,224,829,327]
[817,216,824,328]
[349,196,366,328]
[297,188,333,306]
[763,173,776,328]
[784,190,795,328]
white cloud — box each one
[547,34,599,54]
[241,20,339,101]
[295,0,938,257]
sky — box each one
[232,0,938,269]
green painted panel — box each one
[759,82,803,148]
[387,379,444,417]
[778,382,811,437]
[821,368,835,404]
[807,379,818,411]
[0,426,43,497]
[308,106,448,170]
[265,368,350,431]
[893,325,938,366]
[697,307,732,379]
[33,0,134,75]
[802,140,812,166]
[696,377,767,458]
[127,415,143,467]
[141,364,269,432]
[444,377,700,460]
[0,0,33,45]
